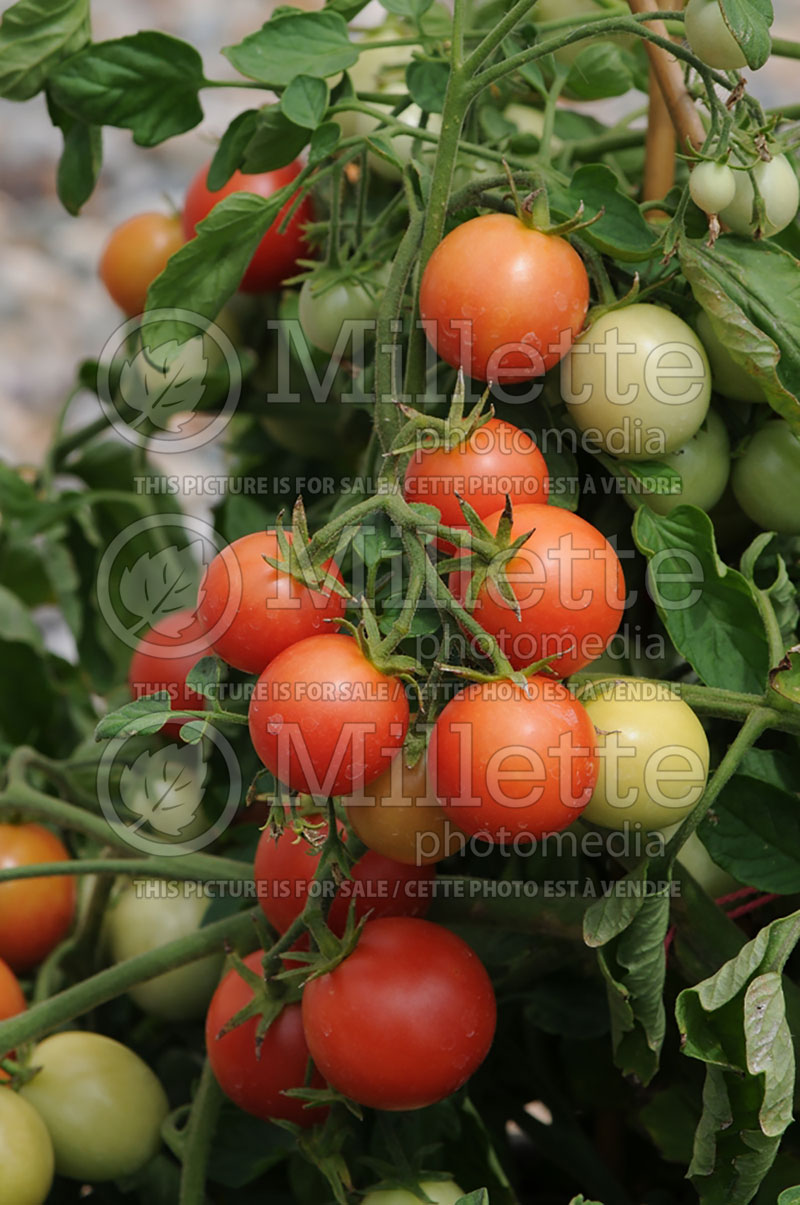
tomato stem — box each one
[178,1058,224,1205]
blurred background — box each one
[0,0,797,467]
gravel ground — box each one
[0,0,798,467]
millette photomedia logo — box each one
[97,308,242,453]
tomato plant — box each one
[197,530,347,674]
[428,675,598,842]
[20,1032,169,1181]
[0,957,25,1023]
[403,417,549,540]
[0,825,75,973]
[182,162,312,292]
[4,0,800,1201]
[419,213,590,383]
[105,880,223,1020]
[249,634,410,796]
[563,304,712,459]
[0,1087,55,1205]
[206,951,326,1127]
[254,815,434,934]
[127,608,211,736]
[732,419,800,534]
[342,756,457,866]
[451,503,626,676]
[302,917,496,1111]
[579,679,710,831]
[99,212,184,316]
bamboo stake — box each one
[628,0,706,159]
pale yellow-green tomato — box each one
[532,0,632,65]
[562,304,712,460]
[21,1032,169,1182]
[362,1181,466,1205]
[0,1088,55,1205]
[684,0,748,70]
[106,880,223,1020]
[719,155,800,238]
[581,680,710,831]
[695,311,767,403]
[625,409,730,516]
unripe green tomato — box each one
[362,1181,466,1205]
[695,311,767,403]
[689,162,737,215]
[626,409,730,516]
[581,680,710,832]
[106,880,223,1020]
[299,267,389,355]
[563,303,712,460]
[0,1088,55,1205]
[732,420,800,535]
[719,155,800,238]
[20,1032,169,1182]
[684,0,748,70]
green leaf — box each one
[94,692,175,740]
[405,58,449,113]
[719,0,773,70]
[46,92,101,214]
[281,74,328,129]
[676,912,800,1203]
[223,10,357,88]
[633,505,770,694]
[680,235,800,436]
[551,165,659,263]
[778,1189,800,1205]
[382,0,434,15]
[144,190,287,344]
[49,31,204,146]
[541,441,579,511]
[455,1193,489,1205]
[597,887,670,1083]
[583,863,647,947]
[0,585,44,651]
[308,120,341,165]
[207,109,260,190]
[699,776,800,894]
[0,0,90,101]
[566,42,635,101]
[184,654,223,701]
[568,1198,606,1205]
[242,106,309,173]
[740,532,800,646]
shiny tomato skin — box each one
[402,417,549,541]
[182,162,312,293]
[451,503,626,676]
[248,634,410,796]
[254,817,434,936]
[301,917,496,1111]
[196,531,347,674]
[206,951,326,1127]
[99,212,184,316]
[127,608,211,737]
[342,756,458,866]
[0,956,26,1023]
[419,214,589,384]
[0,825,75,973]
[427,675,598,842]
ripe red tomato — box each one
[127,609,211,737]
[182,162,312,293]
[302,916,496,1111]
[254,816,434,937]
[196,531,347,675]
[99,212,184,316]
[427,675,597,842]
[205,951,326,1127]
[0,957,26,1023]
[248,634,410,796]
[402,417,549,544]
[451,503,626,676]
[0,825,76,973]
[419,213,589,384]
